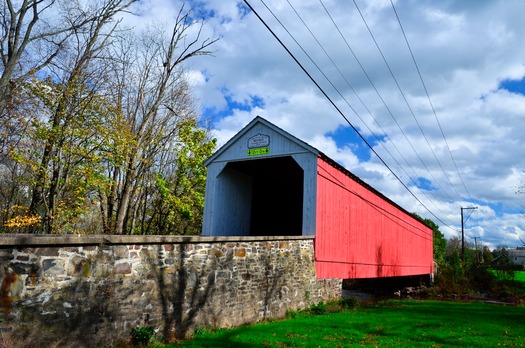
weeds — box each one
[1,333,15,348]
[286,296,359,319]
[130,326,157,347]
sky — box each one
[122,0,525,249]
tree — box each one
[482,245,493,265]
[0,0,135,110]
[411,213,446,264]
[7,0,135,233]
[19,77,120,233]
[153,118,216,235]
[492,245,509,267]
[0,84,40,231]
[99,7,218,235]
[2,2,218,235]
[0,83,32,162]
[0,0,136,163]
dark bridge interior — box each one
[227,156,304,236]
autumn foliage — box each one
[0,1,217,235]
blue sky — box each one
[500,78,525,95]
[124,0,525,249]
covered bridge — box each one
[202,116,433,280]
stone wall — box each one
[0,235,341,347]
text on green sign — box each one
[248,147,270,156]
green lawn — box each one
[490,269,525,283]
[515,271,525,282]
[174,300,525,347]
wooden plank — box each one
[315,157,433,279]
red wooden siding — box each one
[315,157,433,279]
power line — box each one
[285,0,454,223]
[317,0,459,209]
[298,0,470,228]
[317,0,458,222]
[243,0,452,227]
[461,206,478,261]
[318,168,433,240]
[389,0,474,203]
[352,0,464,203]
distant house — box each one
[202,116,433,280]
[508,248,525,269]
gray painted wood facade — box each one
[202,116,319,236]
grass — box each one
[489,269,525,287]
[514,271,525,283]
[489,269,525,283]
[171,300,525,347]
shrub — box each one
[467,264,495,293]
[309,301,328,315]
[285,309,299,319]
[284,297,359,320]
[493,267,516,282]
[338,296,359,310]
[130,326,155,347]
[0,333,16,348]
[308,297,358,315]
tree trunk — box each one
[114,155,135,234]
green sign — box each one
[248,147,270,156]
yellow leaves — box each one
[3,206,41,232]
[48,198,86,233]
[4,215,41,228]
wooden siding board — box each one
[291,153,318,236]
[203,118,319,236]
[210,122,316,164]
[315,157,433,279]
[202,162,226,236]
[207,164,253,236]
[205,116,319,166]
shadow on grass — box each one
[179,300,525,348]
[175,330,263,348]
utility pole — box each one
[480,238,484,264]
[474,236,480,264]
[461,206,477,262]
